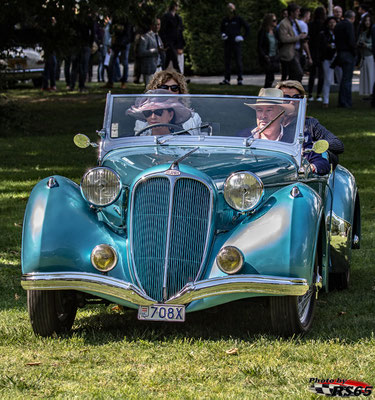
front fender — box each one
[208,183,323,282]
[21,176,132,283]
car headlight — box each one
[81,167,121,207]
[216,246,244,274]
[224,171,263,212]
[91,244,118,272]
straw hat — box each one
[245,88,295,114]
[126,89,192,124]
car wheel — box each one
[270,254,318,336]
[27,290,77,337]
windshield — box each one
[107,94,303,144]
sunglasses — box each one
[158,84,180,92]
[283,94,304,99]
[143,109,167,118]
[273,19,277,22]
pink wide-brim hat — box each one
[126,89,192,124]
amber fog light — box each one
[216,246,244,274]
[91,244,118,272]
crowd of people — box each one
[42,1,185,92]
[257,3,375,108]
[41,1,375,108]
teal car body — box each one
[21,93,360,336]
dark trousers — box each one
[108,47,129,84]
[42,54,57,89]
[308,61,324,96]
[264,69,275,88]
[337,51,355,108]
[224,40,243,81]
[64,56,72,87]
[281,61,289,80]
[280,53,303,82]
[70,46,91,90]
[163,45,180,72]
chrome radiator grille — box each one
[131,175,212,302]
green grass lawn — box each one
[0,81,375,399]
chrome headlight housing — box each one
[81,167,121,207]
[224,171,263,212]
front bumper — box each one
[21,272,308,306]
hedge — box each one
[179,0,286,75]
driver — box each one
[240,88,330,175]
[242,88,295,141]
[126,89,193,136]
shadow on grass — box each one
[69,284,375,344]
[73,297,275,343]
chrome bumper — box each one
[21,272,308,306]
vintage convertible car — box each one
[21,93,361,337]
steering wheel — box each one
[135,123,184,136]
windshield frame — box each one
[99,93,307,167]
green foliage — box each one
[180,0,285,75]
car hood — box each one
[102,145,298,187]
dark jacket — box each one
[319,29,336,61]
[308,20,325,62]
[334,19,356,56]
[257,28,279,63]
[221,15,250,41]
[160,11,185,48]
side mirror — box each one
[73,134,98,148]
[312,139,329,154]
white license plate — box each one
[138,304,185,322]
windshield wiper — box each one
[244,110,285,147]
[156,124,210,145]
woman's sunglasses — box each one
[283,94,304,99]
[143,109,167,118]
[158,84,180,92]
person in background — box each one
[278,3,308,82]
[138,18,164,86]
[371,21,375,107]
[297,7,313,71]
[358,15,374,99]
[95,15,105,83]
[332,5,344,84]
[160,1,185,73]
[358,4,370,25]
[69,7,94,92]
[105,13,133,89]
[257,13,279,88]
[307,7,326,101]
[320,17,337,108]
[334,10,356,108]
[276,80,344,168]
[42,16,58,91]
[333,5,343,21]
[219,2,250,85]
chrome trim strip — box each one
[162,174,176,301]
[21,273,308,305]
[21,272,155,305]
[166,275,309,304]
